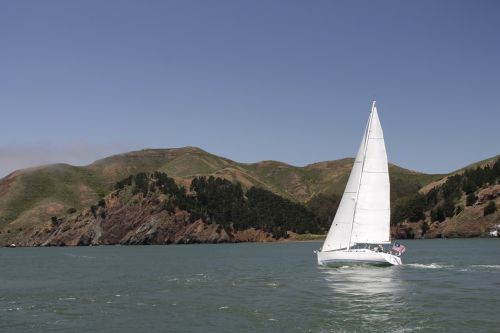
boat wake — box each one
[469,264,500,269]
[407,263,500,272]
[406,263,445,269]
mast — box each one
[347,101,376,250]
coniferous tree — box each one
[421,221,430,236]
[466,192,477,206]
[431,207,445,222]
[442,200,456,218]
[484,201,497,216]
[306,194,340,231]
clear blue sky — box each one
[1,0,499,177]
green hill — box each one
[420,154,500,194]
[0,146,443,241]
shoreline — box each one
[4,235,500,248]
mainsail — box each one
[321,102,390,252]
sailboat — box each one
[316,102,402,266]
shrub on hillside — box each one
[66,207,77,214]
[50,216,60,226]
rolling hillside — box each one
[393,156,500,239]
[0,147,442,242]
[420,155,500,194]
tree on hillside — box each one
[115,175,133,190]
[484,201,497,216]
[431,207,445,222]
[421,221,430,236]
[462,177,478,194]
[440,174,463,201]
[442,199,456,218]
[131,172,149,195]
[391,193,426,224]
[466,192,477,206]
[306,193,340,230]
[244,186,318,236]
[493,158,500,182]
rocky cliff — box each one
[11,184,276,247]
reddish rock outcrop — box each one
[12,190,277,247]
[477,185,500,204]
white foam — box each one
[470,264,500,269]
[408,263,500,272]
[407,263,444,269]
[7,307,22,311]
[64,254,96,259]
[393,327,423,333]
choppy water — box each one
[1,239,499,332]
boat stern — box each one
[381,252,402,266]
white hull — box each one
[317,248,402,266]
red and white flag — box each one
[392,242,406,254]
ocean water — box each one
[1,239,499,332]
